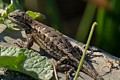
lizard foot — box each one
[86,51,103,58]
[56,56,76,79]
[83,45,103,58]
[14,40,26,48]
[57,64,75,80]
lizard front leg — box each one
[25,30,34,49]
[14,29,34,49]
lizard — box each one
[8,10,104,80]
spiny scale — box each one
[8,10,104,80]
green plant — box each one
[95,0,120,57]
[74,22,97,80]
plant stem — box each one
[73,22,97,80]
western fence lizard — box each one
[8,10,104,80]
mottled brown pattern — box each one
[8,10,104,80]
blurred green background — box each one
[1,0,120,57]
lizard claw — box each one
[14,40,26,48]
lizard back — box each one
[8,10,104,80]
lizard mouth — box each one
[8,16,26,30]
[8,13,23,25]
[8,13,18,23]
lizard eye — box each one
[8,14,14,17]
[8,13,17,18]
[13,16,17,19]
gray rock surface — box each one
[0,23,120,80]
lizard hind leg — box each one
[56,56,75,79]
[56,56,85,80]
[73,46,102,66]
[56,63,85,80]
[56,63,75,80]
[83,45,103,58]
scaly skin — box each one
[8,10,104,80]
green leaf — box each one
[0,53,26,71]
[0,0,10,9]
[0,0,24,31]
[5,2,15,15]
[0,18,4,23]
[1,0,23,18]
[0,47,53,80]
[26,11,46,20]
[1,1,15,17]
[0,0,4,9]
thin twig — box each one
[51,59,59,80]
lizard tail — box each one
[81,62,104,80]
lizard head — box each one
[8,10,32,29]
